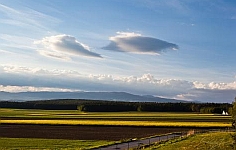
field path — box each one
[92,133,181,150]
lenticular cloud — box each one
[34,34,102,59]
[102,32,178,54]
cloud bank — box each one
[102,32,178,54]
[34,34,102,59]
[1,65,235,103]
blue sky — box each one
[0,0,236,103]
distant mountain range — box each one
[0,91,187,103]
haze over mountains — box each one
[0,91,187,103]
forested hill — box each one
[0,91,185,102]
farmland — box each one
[0,108,233,149]
[0,108,231,128]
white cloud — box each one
[1,65,81,77]
[87,73,194,98]
[102,32,178,54]
[193,81,236,90]
[120,74,193,89]
[87,73,236,102]
[2,65,31,74]
[88,73,236,92]
[34,34,102,59]
[0,85,79,93]
[89,74,114,81]
[175,93,197,101]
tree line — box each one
[0,99,233,114]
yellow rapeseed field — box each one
[0,119,231,128]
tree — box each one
[232,97,236,130]
[233,98,236,120]
[77,105,85,112]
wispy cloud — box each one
[102,32,178,55]
[0,3,60,30]
[231,16,236,20]
[132,0,190,14]
[34,34,102,59]
[0,49,15,54]
[38,50,72,61]
[0,34,36,51]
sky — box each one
[0,0,236,103]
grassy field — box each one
[144,132,236,150]
[0,137,115,150]
[0,108,232,127]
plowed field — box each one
[0,125,191,140]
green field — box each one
[0,137,115,150]
[0,108,232,127]
[144,132,236,150]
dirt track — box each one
[0,124,191,140]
